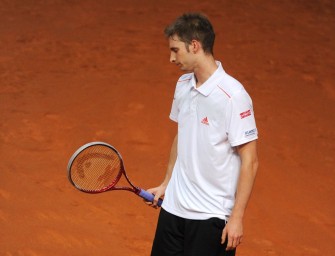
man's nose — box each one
[170,53,176,63]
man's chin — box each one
[179,66,191,72]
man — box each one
[147,13,258,256]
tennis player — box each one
[147,12,259,256]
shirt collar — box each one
[191,61,225,96]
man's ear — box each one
[190,40,201,53]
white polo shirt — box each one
[162,61,258,220]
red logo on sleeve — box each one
[240,110,251,119]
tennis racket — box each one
[67,141,163,207]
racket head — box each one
[67,142,124,193]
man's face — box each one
[168,35,194,71]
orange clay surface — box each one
[1,1,334,255]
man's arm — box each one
[147,134,178,207]
[221,140,259,250]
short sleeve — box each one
[169,86,179,122]
[225,90,258,146]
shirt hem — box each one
[162,205,230,221]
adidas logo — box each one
[201,117,209,125]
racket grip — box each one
[138,189,163,207]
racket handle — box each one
[138,189,163,207]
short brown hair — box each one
[164,13,215,54]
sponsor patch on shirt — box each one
[240,109,251,119]
[245,128,257,137]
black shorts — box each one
[151,208,236,256]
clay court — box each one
[1,0,334,255]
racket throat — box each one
[134,186,142,195]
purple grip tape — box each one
[138,189,163,207]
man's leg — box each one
[151,208,185,256]
[184,217,236,256]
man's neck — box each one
[194,56,218,88]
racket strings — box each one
[70,145,122,192]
